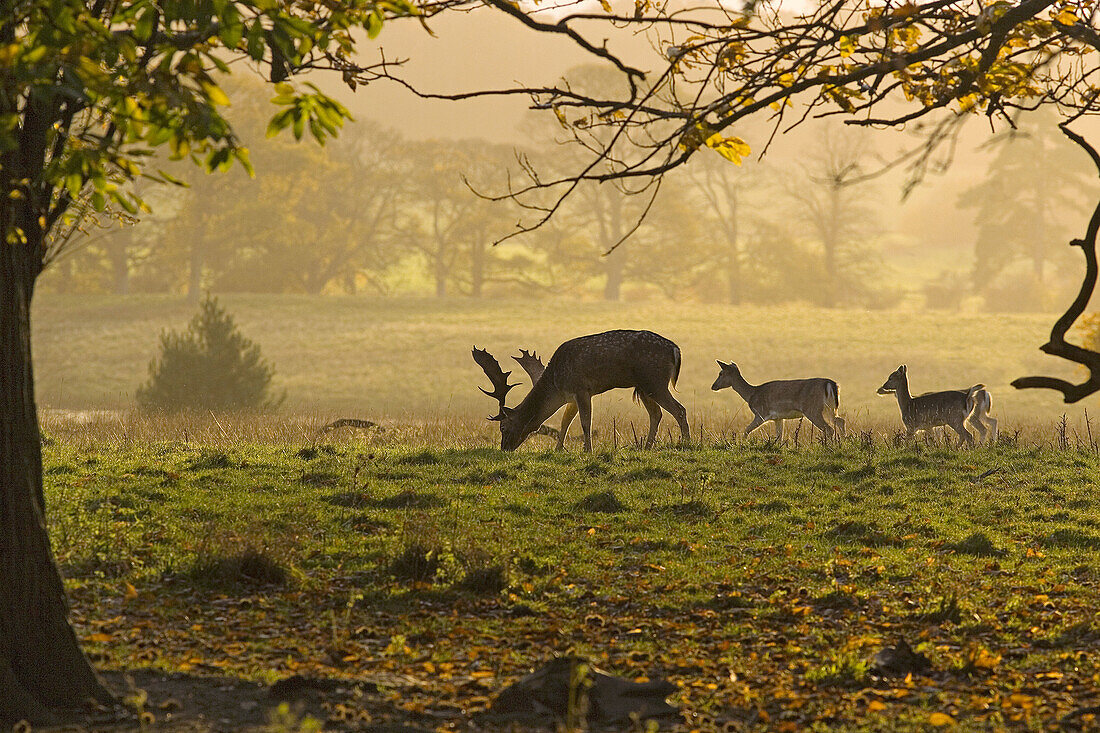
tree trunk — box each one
[188,244,203,304]
[106,239,130,296]
[726,190,741,306]
[821,185,839,308]
[470,237,485,298]
[602,193,626,301]
[0,217,112,725]
[603,247,625,301]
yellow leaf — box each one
[598,0,612,12]
[929,712,955,726]
[124,582,138,600]
[868,700,886,712]
[87,632,112,643]
[704,133,751,165]
[1054,8,1078,24]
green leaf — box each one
[134,8,156,42]
[265,109,294,138]
[202,81,230,107]
[246,22,266,61]
[365,11,383,39]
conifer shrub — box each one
[136,295,282,412]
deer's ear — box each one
[900,364,907,373]
[716,360,728,368]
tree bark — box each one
[188,244,203,303]
[470,236,485,298]
[725,189,741,306]
[107,239,130,296]
[821,184,839,308]
[0,209,112,724]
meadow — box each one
[31,294,1095,432]
[43,426,1100,731]
[32,295,1100,730]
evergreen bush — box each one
[136,295,282,412]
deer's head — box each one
[473,347,531,451]
[878,365,907,395]
[712,360,743,391]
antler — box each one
[472,347,517,418]
[513,348,547,385]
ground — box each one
[38,416,1100,731]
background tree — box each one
[781,126,887,308]
[960,108,1094,311]
[398,139,518,297]
[136,295,281,411]
[0,0,415,720]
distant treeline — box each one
[41,76,1092,311]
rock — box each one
[489,656,678,727]
[870,640,932,677]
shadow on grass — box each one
[98,669,434,732]
[326,490,445,510]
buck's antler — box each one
[472,347,517,419]
[513,348,547,385]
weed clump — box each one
[1039,528,1100,550]
[949,532,1004,556]
[137,294,282,413]
[823,520,899,547]
[388,544,441,583]
[185,549,290,589]
[458,565,508,595]
[186,450,232,471]
[804,653,868,688]
[573,490,627,513]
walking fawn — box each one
[877,365,995,445]
[473,330,690,452]
[711,361,845,442]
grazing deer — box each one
[512,349,580,450]
[877,365,990,445]
[473,330,690,452]
[711,361,845,442]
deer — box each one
[511,349,581,449]
[877,365,991,445]
[711,361,845,442]
[968,387,998,443]
[473,329,690,452]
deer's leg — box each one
[967,414,988,443]
[834,415,846,440]
[806,411,832,441]
[773,419,784,442]
[743,414,765,438]
[948,420,975,446]
[576,393,594,452]
[986,415,998,443]
[556,402,578,451]
[638,393,663,449]
[650,388,690,445]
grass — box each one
[44,421,1100,730]
[31,294,1095,429]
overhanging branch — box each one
[1011,124,1100,402]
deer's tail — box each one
[670,345,682,391]
[827,380,840,410]
[965,384,985,414]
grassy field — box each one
[45,428,1100,731]
[31,294,1097,435]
